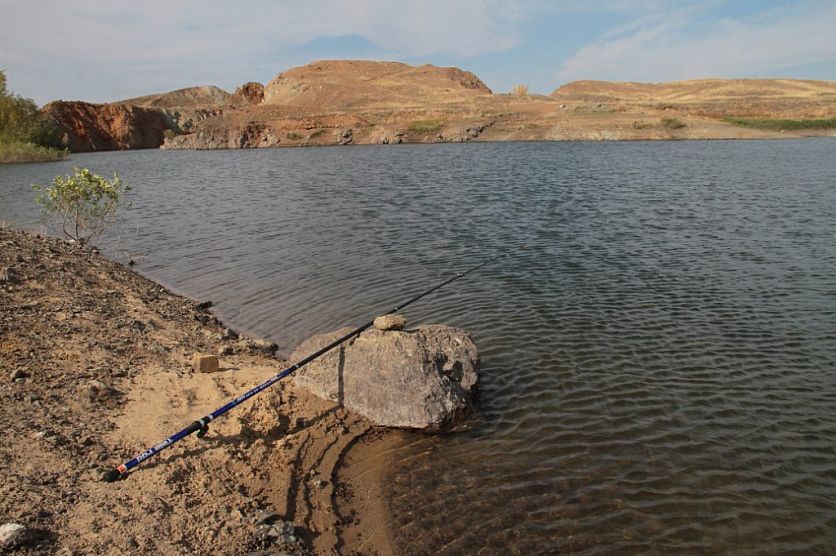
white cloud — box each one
[0,0,523,103]
[557,2,836,83]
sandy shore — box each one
[0,227,398,555]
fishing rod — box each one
[102,249,517,482]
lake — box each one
[2,139,835,554]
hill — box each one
[552,78,836,118]
[41,61,836,152]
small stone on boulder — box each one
[373,314,406,331]
[193,354,220,373]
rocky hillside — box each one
[42,61,836,152]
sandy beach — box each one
[0,227,398,555]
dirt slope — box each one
[0,228,397,555]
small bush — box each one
[33,167,130,244]
[408,119,444,133]
[511,84,529,96]
[662,117,686,129]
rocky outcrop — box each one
[290,324,479,431]
[163,123,282,149]
[43,101,173,152]
[231,82,265,106]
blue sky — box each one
[1,0,834,105]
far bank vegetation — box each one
[512,84,529,96]
[0,70,68,163]
[724,117,836,131]
[408,119,444,133]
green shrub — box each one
[662,117,686,129]
[0,142,67,163]
[408,119,444,133]
[33,167,130,244]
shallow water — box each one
[2,140,835,553]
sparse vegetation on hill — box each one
[662,117,686,129]
[408,119,444,133]
[0,70,67,163]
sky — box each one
[1,0,835,106]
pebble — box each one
[10,369,28,382]
[253,509,280,525]
[0,523,26,549]
[218,345,234,356]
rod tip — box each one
[101,468,124,483]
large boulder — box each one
[290,324,479,430]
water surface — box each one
[2,140,835,553]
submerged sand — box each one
[0,227,399,555]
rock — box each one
[253,509,280,525]
[195,300,214,311]
[291,324,479,430]
[86,380,116,402]
[222,327,239,341]
[373,314,406,331]
[193,354,220,373]
[337,128,353,145]
[231,82,265,106]
[0,266,19,284]
[9,369,28,382]
[0,523,26,549]
[218,345,234,356]
[242,338,278,356]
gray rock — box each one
[254,509,280,525]
[373,314,406,331]
[0,266,19,284]
[0,523,25,549]
[244,338,278,356]
[291,324,479,430]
